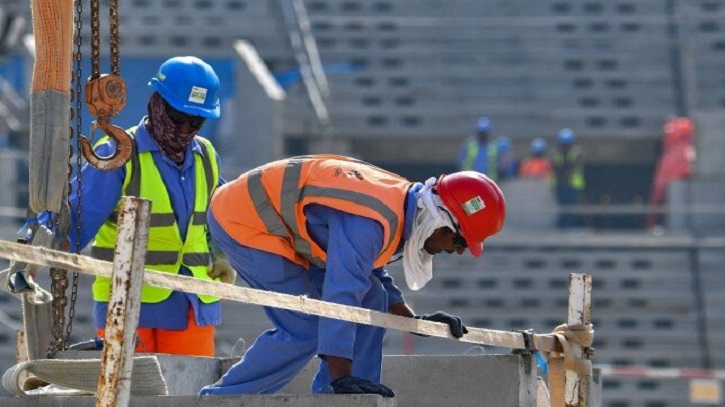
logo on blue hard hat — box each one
[188,86,208,104]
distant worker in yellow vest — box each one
[552,129,585,229]
[458,117,499,179]
[68,56,233,356]
[199,155,506,397]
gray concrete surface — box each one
[2,354,550,407]
[0,394,396,407]
[282,354,538,407]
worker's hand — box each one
[208,253,236,285]
[415,311,469,338]
[331,375,395,398]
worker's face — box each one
[164,100,206,130]
[477,131,489,143]
[423,227,467,256]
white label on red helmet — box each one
[189,86,208,104]
[462,196,485,216]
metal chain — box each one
[90,0,100,79]
[47,267,68,357]
[108,0,120,76]
[64,0,84,348]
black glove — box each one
[331,375,395,398]
[415,311,469,338]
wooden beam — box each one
[0,237,562,352]
[96,197,151,407]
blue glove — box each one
[331,375,395,397]
[415,311,469,338]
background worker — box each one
[552,128,585,229]
[199,155,506,397]
[68,56,234,356]
[519,137,553,180]
[458,116,499,179]
[494,135,519,182]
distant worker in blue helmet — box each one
[458,117,502,180]
[552,128,585,228]
[519,138,553,180]
[494,135,519,181]
[67,56,232,356]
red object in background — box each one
[648,117,696,227]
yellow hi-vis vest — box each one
[91,127,221,303]
[553,147,585,191]
[462,138,498,180]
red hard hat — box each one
[436,171,506,257]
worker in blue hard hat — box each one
[67,56,231,356]
[552,128,585,228]
[519,137,553,180]
[494,136,519,181]
[458,117,502,180]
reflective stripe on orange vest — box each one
[212,155,412,269]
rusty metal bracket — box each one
[512,329,535,355]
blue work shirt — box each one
[68,117,225,329]
[303,183,422,358]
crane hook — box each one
[81,74,133,170]
[79,118,133,170]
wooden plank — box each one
[0,238,561,352]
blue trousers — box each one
[555,186,581,229]
[199,212,388,395]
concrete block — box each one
[693,111,725,176]
[499,180,557,231]
[282,354,538,407]
[691,178,725,236]
[0,394,396,407]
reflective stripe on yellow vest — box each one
[91,128,221,303]
[211,155,412,270]
[462,138,498,180]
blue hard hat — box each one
[530,137,547,154]
[496,136,512,152]
[476,117,491,133]
[149,56,221,119]
[557,128,575,144]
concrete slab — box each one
[0,394,396,407]
[16,353,586,407]
[282,354,537,407]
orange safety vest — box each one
[211,155,413,269]
[519,157,553,180]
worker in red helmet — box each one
[200,155,506,397]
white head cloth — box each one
[402,177,455,290]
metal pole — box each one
[565,273,592,407]
[95,197,151,407]
[689,243,712,369]
[665,0,687,116]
